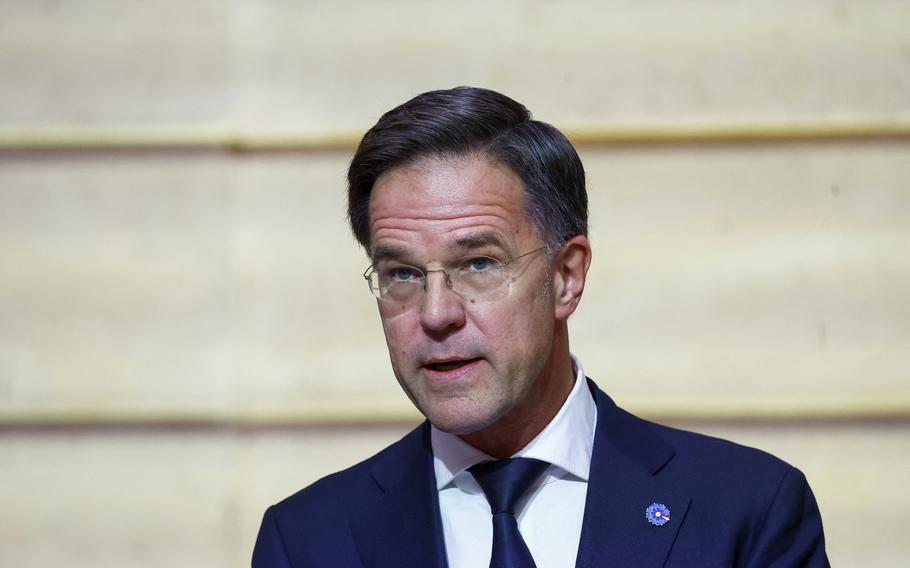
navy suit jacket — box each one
[253,380,828,567]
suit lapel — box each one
[576,381,691,567]
[350,423,448,568]
[348,381,690,568]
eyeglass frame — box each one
[362,245,549,303]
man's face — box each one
[368,155,557,435]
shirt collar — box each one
[431,354,597,491]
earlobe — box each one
[553,236,592,321]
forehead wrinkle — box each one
[370,200,517,223]
[370,206,517,239]
[368,154,536,261]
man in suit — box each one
[253,87,828,567]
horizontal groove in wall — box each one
[1,398,908,430]
[1,117,909,152]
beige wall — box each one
[1,1,908,566]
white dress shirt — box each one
[431,355,597,568]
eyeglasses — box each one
[363,246,547,303]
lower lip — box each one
[422,358,484,383]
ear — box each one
[552,235,592,321]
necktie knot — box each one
[469,458,550,515]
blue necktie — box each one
[469,458,550,568]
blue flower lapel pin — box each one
[645,502,671,526]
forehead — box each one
[368,155,536,256]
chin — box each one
[420,399,504,436]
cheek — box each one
[473,304,533,346]
[379,309,418,350]
[498,293,554,349]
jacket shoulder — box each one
[610,400,798,511]
[271,422,428,519]
[609,406,828,566]
[253,423,430,567]
[590,380,794,494]
[650,419,792,480]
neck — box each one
[459,328,575,459]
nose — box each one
[419,270,466,334]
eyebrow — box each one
[370,232,510,264]
[370,243,409,263]
[453,232,509,252]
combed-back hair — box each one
[347,86,587,253]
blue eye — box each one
[389,266,422,282]
[466,257,495,272]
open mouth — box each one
[425,358,480,372]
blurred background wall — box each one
[1,1,908,565]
